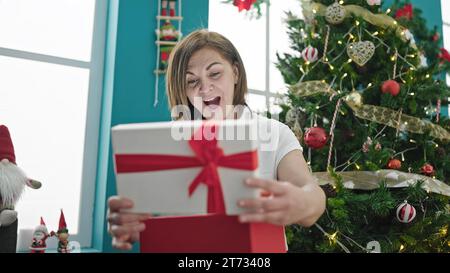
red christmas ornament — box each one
[396,201,416,223]
[432,32,440,42]
[387,159,401,170]
[233,0,257,12]
[302,46,319,62]
[381,80,400,96]
[304,127,328,149]
[438,48,450,63]
[394,4,413,20]
[421,163,434,176]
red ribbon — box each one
[233,0,257,12]
[115,123,258,214]
[394,4,413,20]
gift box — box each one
[140,214,287,253]
[111,119,260,215]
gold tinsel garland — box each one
[310,2,416,49]
[313,169,450,197]
[289,81,450,141]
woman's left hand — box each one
[237,177,312,226]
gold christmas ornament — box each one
[325,2,347,24]
[347,41,375,66]
[344,91,363,108]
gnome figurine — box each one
[0,125,42,228]
[29,217,50,253]
[156,20,180,70]
[54,209,70,253]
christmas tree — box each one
[276,0,450,252]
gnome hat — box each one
[0,125,42,190]
[57,209,68,234]
[0,125,16,164]
[35,217,48,234]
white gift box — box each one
[111,119,261,215]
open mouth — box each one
[203,96,221,109]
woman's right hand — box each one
[107,196,152,250]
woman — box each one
[107,29,326,250]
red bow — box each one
[233,0,257,12]
[395,4,413,20]
[438,48,450,63]
[115,123,258,214]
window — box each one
[208,0,303,115]
[441,0,450,116]
[0,0,107,251]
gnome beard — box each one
[0,159,28,209]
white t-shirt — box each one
[239,108,303,180]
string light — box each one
[315,106,320,109]
[338,40,343,45]
[390,55,397,61]
[355,20,360,26]
[349,33,355,39]
[305,61,310,65]
[328,231,338,244]
[339,0,344,4]
[312,9,317,14]
[401,153,405,162]
[409,92,415,96]
[409,139,416,143]
[440,226,448,237]
[341,73,348,78]
[399,244,405,252]
[372,31,379,36]
[435,143,439,148]
[355,163,361,170]
[347,59,353,63]
[425,74,430,78]
[367,83,373,88]
[393,21,398,25]
[386,8,391,14]
[325,57,329,62]
[329,64,335,70]
[409,67,415,71]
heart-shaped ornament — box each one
[347,41,375,66]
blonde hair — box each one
[166,29,248,119]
